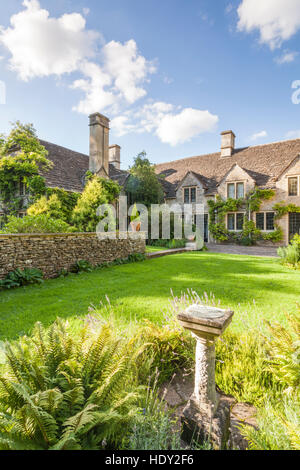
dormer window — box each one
[227,182,244,199]
[288,176,299,196]
[184,187,196,203]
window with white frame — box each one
[227,212,245,231]
[288,176,299,196]
[227,182,244,199]
[256,212,275,231]
[183,187,196,203]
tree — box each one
[72,175,120,232]
[0,122,52,220]
[127,151,164,207]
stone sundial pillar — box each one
[177,304,234,449]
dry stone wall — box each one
[0,232,146,279]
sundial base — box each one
[181,395,231,450]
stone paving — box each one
[206,243,279,258]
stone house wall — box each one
[168,162,300,246]
[0,232,146,280]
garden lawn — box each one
[0,252,300,341]
[145,246,169,253]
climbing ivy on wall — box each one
[0,122,52,220]
[273,202,300,219]
[207,188,285,245]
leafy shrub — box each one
[70,260,93,274]
[278,234,300,267]
[0,268,43,290]
[149,239,186,250]
[127,253,146,263]
[0,319,141,450]
[0,214,76,234]
[69,253,146,275]
[72,176,120,232]
[28,194,63,220]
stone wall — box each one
[0,232,146,280]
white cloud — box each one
[71,61,115,114]
[285,129,300,139]
[250,130,268,141]
[0,0,99,80]
[156,108,218,146]
[111,102,219,146]
[102,39,156,104]
[274,50,298,64]
[110,115,140,137]
[0,0,155,115]
[0,1,219,147]
[237,0,300,49]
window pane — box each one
[184,188,190,203]
[237,183,244,199]
[256,213,265,230]
[227,183,235,199]
[236,213,244,230]
[191,188,196,203]
[288,177,298,196]
[266,213,275,231]
[228,214,235,230]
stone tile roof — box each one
[40,140,128,192]
[155,138,300,198]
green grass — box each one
[145,246,169,253]
[1,252,300,341]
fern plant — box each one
[264,309,300,390]
[241,396,300,450]
[242,309,300,450]
[0,319,142,450]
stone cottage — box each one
[155,131,300,246]
[2,112,300,246]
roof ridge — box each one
[155,137,300,168]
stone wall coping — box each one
[0,231,146,239]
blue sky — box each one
[0,0,300,169]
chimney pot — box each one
[221,130,235,157]
[109,145,121,170]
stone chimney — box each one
[89,113,110,178]
[109,145,121,170]
[221,130,235,157]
